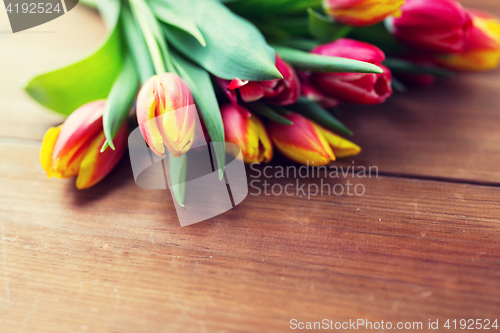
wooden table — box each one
[1,1,499,332]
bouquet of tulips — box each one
[30,0,500,203]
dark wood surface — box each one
[1,1,499,332]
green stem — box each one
[129,0,166,74]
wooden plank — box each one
[1,142,499,332]
[340,69,500,184]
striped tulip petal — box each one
[40,101,128,189]
[222,104,273,163]
[76,123,128,190]
[137,73,195,157]
[325,0,405,27]
[318,126,362,158]
[267,113,335,166]
[438,10,500,71]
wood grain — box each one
[1,143,500,332]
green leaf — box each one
[383,58,455,78]
[246,102,293,125]
[308,8,352,43]
[269,38,320,52]
[273,45,384,73]
[224,0,322,15]
[121,6,155,84]
[158,0,282,81]
[149,1,206,47]
[102,56,139,151]
[169,49,226,180]
[24,0,123,115]
[168,155,187,207]
[289,98,353,137]
[129,0,170,74]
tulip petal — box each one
[52,100,105,173]
[40,126,61,178]
[137,76,166,157]
[268,113,335,166]
[318,126,362,158]
[239,82,265,103]
[76,124,128,190]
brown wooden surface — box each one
[1,1,500,332]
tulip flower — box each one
[300,81,340,109]
[267,113,361,166]
[222,55,301,106]
[324,0,406,27]
[136,73,195,158]
[221,104,273,164]
[40,100,128,190]
[386,0,472,54]
[306,39,393,105]
[437,10,500,71]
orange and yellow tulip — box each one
[438,10,500,71]
[221,104,273,164]
[267,113,361,166]
[136,73,195,158]
[324,0,405,27]
[40,100,128,189]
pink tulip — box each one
[306,39,393,105]
[218,55,301,108]
[386,0,473,54]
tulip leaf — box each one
[121,7,155,84]
[246,102,293,125]
[102,56,139,152]
[168,155,187,208]
[24,0,123,115]
[273,45,383,74]
[269,38,320,52]
[383,58,455,78]
[149,1,206,47]
[308,8,352,43]
[224,0,322,15]
[289,98,352,137]
[169,49,226,180]
[156,0,282,81]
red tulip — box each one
[307,39,393,105]
[221,104,273,164]
[438,9,500,71]
[40,100,128,189]
[324,0,406,27]
[386,0,473,54]
[220,55,301,107]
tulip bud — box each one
[227,55,301,106]
[221,104,273,164]
[267,113,361,166]
[136,73,195,158]
[324,0,406,27]
[40,100,128,190]
[437,10,500,71]
[307,39,393,105]
[386,0,473,54]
